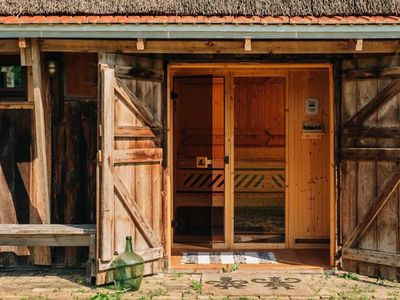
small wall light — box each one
[46,60,58,76]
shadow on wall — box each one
[0,110,35,265]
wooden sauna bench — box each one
[0,224,96,284]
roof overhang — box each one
[1,23,400,39]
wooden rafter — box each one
[343,163,400,250]
[113,173,162,248]
[344,78,400,128]
[114,78,162,129]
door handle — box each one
[196,156,212,168]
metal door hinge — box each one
[224,156,230,164]
[171,92,178,101]
[171,220,178,228]
[97,150,102,164]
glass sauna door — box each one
[233,77,286,245]
[173,76,225,245]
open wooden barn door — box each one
[96,53,165,284]
[341,56,400,280]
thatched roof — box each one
[1,0,400,17]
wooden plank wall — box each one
[50,53,97,266]
[0,110,32,265]
[99,53,164,274]
[234,77,285,161]
[341,56,400,280]
[287,69,331,247]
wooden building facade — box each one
[1,7,400,283]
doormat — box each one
[202,272,313,297]
[181,252,277,264]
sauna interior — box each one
[170,65,333,266]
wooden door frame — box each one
[166,63,335,267]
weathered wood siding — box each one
[50,53,97,266]
[0,110,32,265]
[341,56,400,280]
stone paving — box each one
[0,268,399,299]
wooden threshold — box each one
[170,249,330,271]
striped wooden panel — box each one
[176,169,224,192]
[176,168,285,193]
[235,169,285,193]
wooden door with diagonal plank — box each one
[341,56,400,280]
[97,53,164,284]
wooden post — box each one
[30,38,51,265]
[99,66,115,262]
[19,38,32,67]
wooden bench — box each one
[0,224,96,285]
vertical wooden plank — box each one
[100,66,115,262]
[226,72,234,249]
[329,65,336,267]
[376,58,399,279]
[30,38,51,265]
[341,59,359,273]
[287,70,298,247]
[166,66,173,268]
[134,76,155,275]
[114,97,135,256]
[151,163,163,272]
[357,58,378,277]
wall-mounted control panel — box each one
[305,98,318,115]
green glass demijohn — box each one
[109,236,144,291]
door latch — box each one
[196,156,212,168]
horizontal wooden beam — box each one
[342,148,400,160]
[114,125,156,138]
[137,247,163,262]
[0,236,93,247]
[343,127,400,138]
[40,39,400,54]
[115,64,163,81]
[0,39,19,53]
[343,248,400,268]
[0,224,95,235]
[0,101,34,109]
[343,66,400,81]
[114,148,162,164]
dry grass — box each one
[0,0,400,17]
